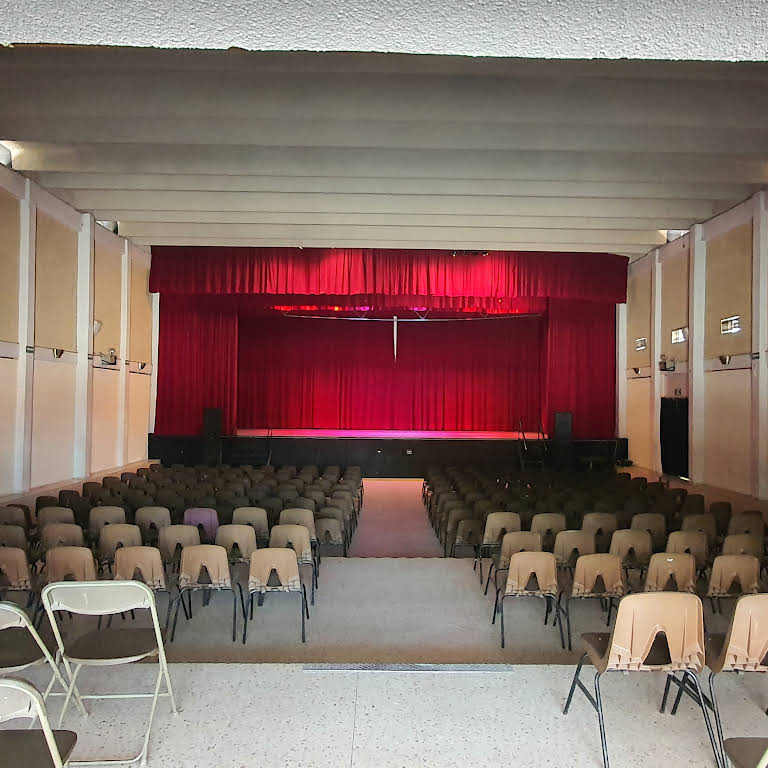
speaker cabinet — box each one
[202,408,223,438]
[553,411,573,444]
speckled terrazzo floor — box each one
[9,662,767,767]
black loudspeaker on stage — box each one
[553,411,573,444]
[202,408,223,466]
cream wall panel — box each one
[0,358,17,494]
[35,211,78,351]
[626,266,651,369]
[626,377,653,470]
[0,189,20,343]
[660,247,689,363]
[126,372,150,463]
[705,221,753,358]
[129,262,152,363]
[93,240,123,357]
[30,360,75,487]
[90,367,121,472]
[703,369,752,494]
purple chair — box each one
[183,507,219,541]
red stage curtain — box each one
[237,315,544,431]
[150,247,627,304]
[543,299,616,439]
[154,296,239,436]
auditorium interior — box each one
[0,33,767,768]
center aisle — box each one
[348,478,443,557]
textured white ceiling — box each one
[5,0,768,61]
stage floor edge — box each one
[235,428,545,440]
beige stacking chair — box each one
[280,508,320,565]
[554,530,596,569]
[0,505,27,529]
[270,524,316,604]
[564,592,719,768]
[0,677,78,768]
[0,547,34,605]
[42,580,178,765]
[706,554,760,614]
[497,551,564,650]
[243,548,309,643]
[581,512,618,553]
[315,518,347,556]
[0,525,27,551]
[475,511,522,581]
[722,533,764,559]
[609,529,653,576]
[87,506,126,539]
[724,740,768,768]
[666,530,709,571]
[530,512,566,551]
[170,544,239,642]
[728,513,765,538]
[561,553,624,651]
[666,594,768,765]
[37,507,75,528]
[681,513,718,548]
[44,547,97,583]
[157,524,201,567]
[644,553,697,593]
[215,524,258,563]
[484,530,542,598]
[452,518,483,559]
[134,506,172,544]
[631,512,667,551]
[113,546,172,630]
[42,524,84,553]
[97,524,142,568]
[232,506,270,545]
[442,506,474,557]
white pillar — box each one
[752,191,768,499]
[73,213,94,478]
[649,249,663,474]
[116,241,130,466]
[615,303,627,437]
[688,224,707,484]
[148,292,159,434]
[13,179,35,493]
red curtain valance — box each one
[150,247,628,304]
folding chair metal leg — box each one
[564,597,573,651]
[563,652,587,714]
[708,671,726,766]
[552,597,565,650]
[231,590,238,642]
[57,661,83,728]
[660,673,674,713]
[683,670,723,768]
[491,588,499,624]
[300,586,307,643]
[484,562,494,595]
[594,672,610,768]
[500,596,506,648]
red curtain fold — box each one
[150,247,628,304]
[154,296,239,436]
[237,315,543,431]
[542,299,616,440]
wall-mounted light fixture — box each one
[718,354,732,365]
[52,348,64,359]
[634,337,647,351]
[720,315,741,335]
[632,367,640,375]
[92,318,103,336]
[671,327,688,344]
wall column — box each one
[752,191,768,499]
[615,302,627,438]
[688,224,707,484]
[649,248,663,474]
[116,241,130,466]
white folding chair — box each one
[42,580,178,767]
[0,677,77,768]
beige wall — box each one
[129,262,152,363]
[660,244,689,363]
[0,188,20,343]
[90,367,121,472]
[126,372,151,463]
[0,358,17,494]
[626,265,651,369]
[703,369,752,494]
[93,238,123,358]
[35,211,78,351]
[626,377,653,470]
[705,221,752,359]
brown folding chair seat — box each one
[561,553,624,650]
[114,546,171,629]
[564,592,719,768]
[530,512,566,552]
[497,551,564,650]
[644,552,697,593]
[442,506,474,557]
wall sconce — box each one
[52,348,64,359]
[632,367,640,375]
[718,355,732,365]
[138,362,147,370]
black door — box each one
[660,397,689,478]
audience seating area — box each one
[424,466,768,768]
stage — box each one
[235,428,544,441]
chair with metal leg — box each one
[477,511,521,584]
[113,546,174,632]
[269,524,316,604]
[563,592,720,768]
[705,554,760,614]
[0,677,78,768]
[644,552,697,593]
[723,740,768,768]
[42,580,178,767]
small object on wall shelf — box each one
[52,348,64,359]
[671,327,688,344]
[720,315,741,335]
[634,337,647,352]
[659,354,675,372]
[632,367,640,375]
[718,354,732,365]
[101,347,118,365]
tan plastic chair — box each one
[0,525,27,550]
[280,507,321,566]
[644,553,697,593]
[497,551,564,650]
[722,533,764,559]
[681,513,718,548]
[530,512,566,551]
[483,530,543,599]
[666,530,708,570]
[667,594,768,764]
[0,547,33,602]
[114,546,167,591]
[609,529,653,574]
[42,580,178,765]
[45,547,97,583]
[37,507,75,528]
[157,524,201,565]
[564,592,718,768]
[243,548,308,643]
[0,505,27,529]
[706,554,760,614]
[631,512,667,551]
[453,518,483,557]
[482,512,522,546]
[232,506,270,543]
[561,553,624,651]
[554,530,596,569]
[315,518,347,556]
[134,506,171,544]
[87,506,126,537]
[215,524,258,563]
[442,506,475,556]
[724,739,768,768]
[581,512,618,553]
[98,523,142,565]
[728,513,765,538]
[270,523,316,604]
[41,523,84,553]
[170,544,239,642]
[0,677,78,768]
